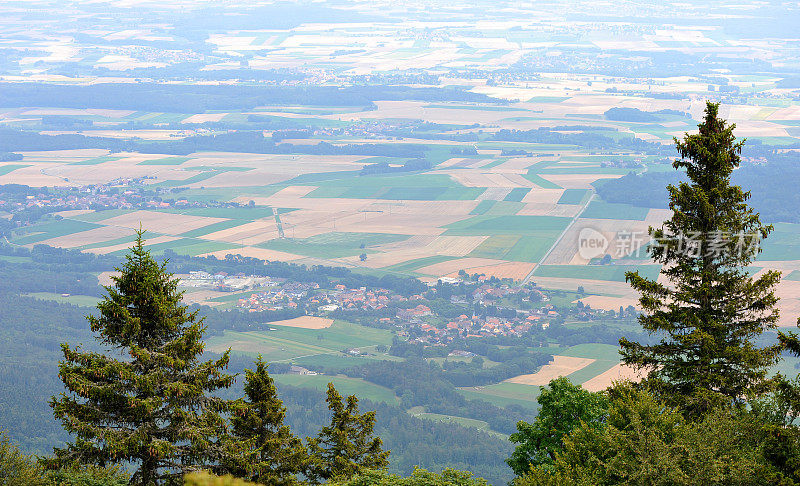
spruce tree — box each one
[621,102,781,416]
[224,356,307,485]
[306,384,389,483]
[49,231,234,484]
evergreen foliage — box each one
[306,384,389,483]
[506,377,608,476]
[224,356,307,485]
[621,102,781,416]
[48,231,234,484]
[515,384,800,485]
[0,430,128,486]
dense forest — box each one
[594,151,800,223]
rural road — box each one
[520,190,596,286]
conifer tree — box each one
[49,231,234,484]
[305,384,389,483]
[224,356,307,485]
[621,102,781,416]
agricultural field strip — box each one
[521,191,596,284]
[221,331,340,356]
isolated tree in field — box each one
[621,101,781,416]
[49,231,234,484]
[306,383,389,483]
[224,356,307,485]
[507,377,607,476]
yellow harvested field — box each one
[330,213,455,237]
[767,105,800,121]
[269,316,334,329]
[96,210,227,235]
[185,170,295,188]
[98,271,120,287]
[521,189,564,204]
[416,257,508,276]
[477,187,513,201]
[37,225,137,248]
[182,113,228,123]
[423,235,489,256]
[41,129,184,140]
[201,220,279,244]
[54,209,93,218]
[544,218,652,265]
[446,171,533,188]
[539,173,622,189]
[0,165,72,186]
[505,355,596,386]
[348,250,433,269]
[645,208,672,223]
[582,364,645,392]
[574,295,641,311]
[180,289,231,305]
[517,202,580,217]
[202,246,305,262]
[532,277,640,300]
[775,280,800,327]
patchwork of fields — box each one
[6,91,800,323]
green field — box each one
[304,173,486,201]
[468,235,521,259]
[107,237,237,257]
[757,223,800,261]
[138,156,190,166]
[534,264,661,282]
[293,353,391,371]
[23,292,101,307]
[523,172,562,189]
[445,215,571,237]
[383,255,457,273]
[470,200,496,215]
[178,220,247,238]
[260,232,410,259]
[159,206,274,220]
[558,189,590,205]
[785,270,800,281]
[67,209,134,222]
[272,374,398,404]
[503,188,531,202]
[409,411,502,437]
[0,164,30,175]
[206,320,393,362]
[69,156,123,166]
[581,200,649,220]
[504,236,558,262]
[556,343,622,384]
[11,220,99,245]
[457,382,540,410]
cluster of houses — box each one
[395,306,559,346]
[1,178,243,213]
[237,282,411,313]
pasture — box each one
[205,320,393,362]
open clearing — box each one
[505,355,596,386]
[269,316,333,330]
[582,364,645,392]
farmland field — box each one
[205,320,393,362]
[272,374,399,404]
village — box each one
[194,268,621,346]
